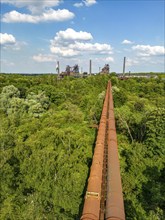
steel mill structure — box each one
[81,81,125,220]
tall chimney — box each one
[89,59,92,75]
[56,61,60,75]
[123,57,126,76]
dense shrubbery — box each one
[0,74,164,219]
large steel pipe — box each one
[106,82,125,220]
[81,83,110,220]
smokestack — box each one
[89,59,92,75]
[123,57,126,76]
[57,61,60,75]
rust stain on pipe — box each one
[81,81,125,220]
[106,81,125,220]
[80,83,110,220]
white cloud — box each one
[139,57,151,61]
[122,39,134,44]
[126,58,139,67]
[132,44,165,56]
[3,41,27,51]
[53,28,93,42]
[105,57,114,62]
[73,2,84,8]
[1,0,62,14]
[0,33,16,44]
[50,47,79,57]
[50,28,113,57]
[70,42,112,54]
[2,9,75,23]
[73,0,97,7]
[33,54,55,62]
[0,33,27,50]
[83,0,97,7]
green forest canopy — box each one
[0,74,164,219]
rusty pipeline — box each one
[81,81,125,220]
[106,81,125,220]
[81,83,110,220]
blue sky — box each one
[0,0,165,73]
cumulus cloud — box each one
[132,44,165,56]
[50,47,79,57]
[1,0,62,14]
[2,9,75,23]
[53,28,93,42]
[33,54,55,62]
[2,0,74,23]
[70,42,112,54]
[73,0,97,7]
[50,28,113,57]
[3,41,27,51]
[0,33,16,44]
[84,0,97,7]
[0,33,27,51]
[73,2,84,8]
[122,39,134,44]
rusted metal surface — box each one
[106,81,125,220]
[81,83,110,220]
[81,81,125,220]
[100,119,108,220]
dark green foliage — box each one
[0,74,164,219]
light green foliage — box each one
[26,91,50,117]
[0,85,20,113]
[0,74,107,219]
[0,74,164,219]
[116,77,165,219]
[1,85,20,99]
